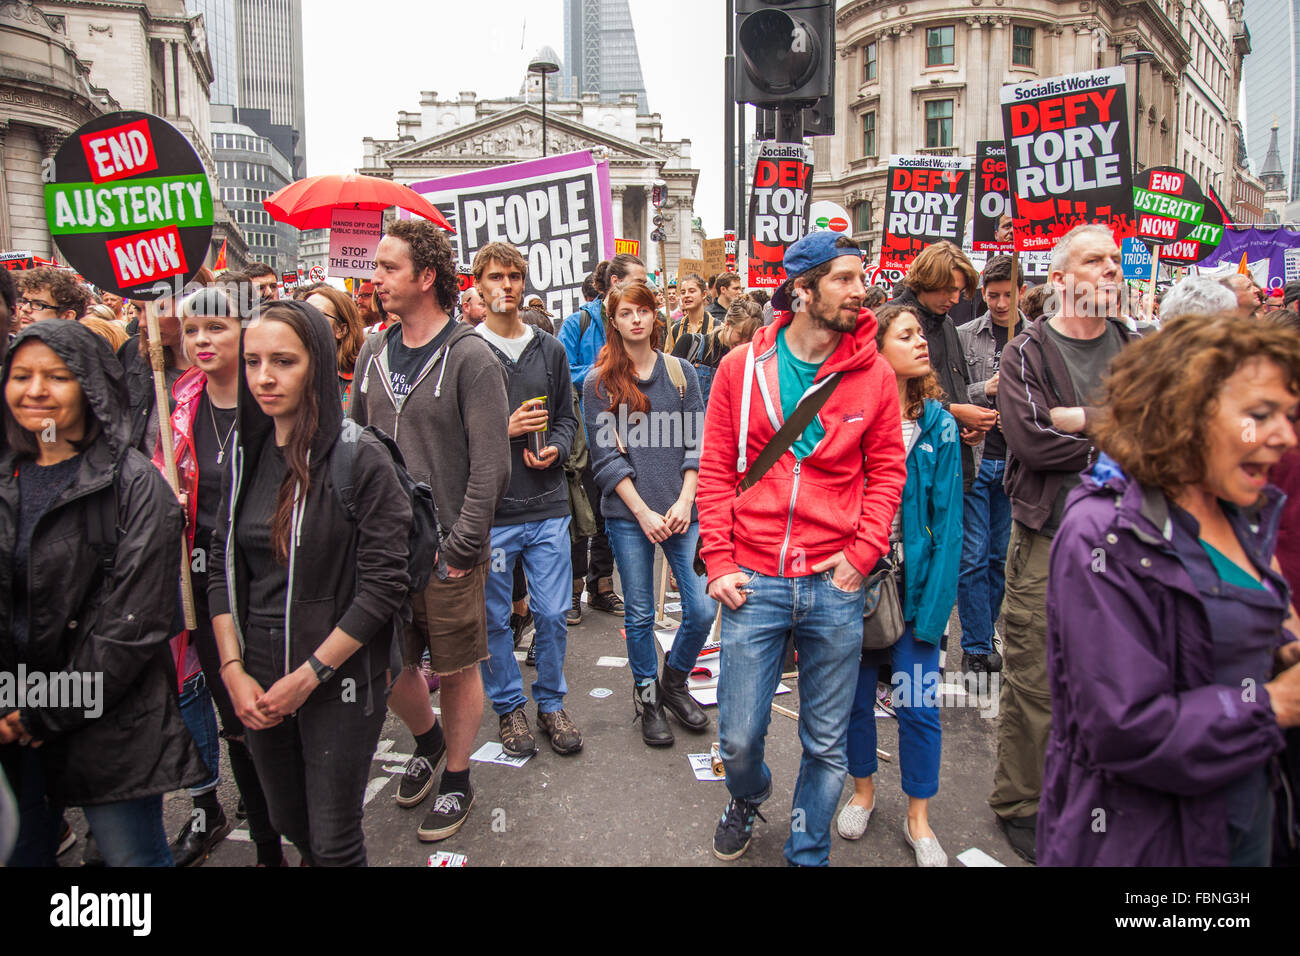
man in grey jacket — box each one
[955,254,1022,675]
[350,219,511,843]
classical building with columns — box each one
[2,0,242,269]
[359,88,699,278]
[816,0,1245,261]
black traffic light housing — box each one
[735,0,835,109]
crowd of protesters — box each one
[2,215,1300,871]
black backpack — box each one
[330,418,442,594]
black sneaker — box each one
[396,744,444,809]
[510,610,534,648]
[235,798,247,821]
[997,813,1037,864]
[170,807,232,867]
[713,797,766,861]
[964,652,1004,674]
[418,786,474,842]
[566,590,582,626]
[525,637,537,668]
[587,589,624,614]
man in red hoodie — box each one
[698,232,907,866]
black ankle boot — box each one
[660,664,708,732]
[633,680,674,746]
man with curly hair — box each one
[990,222,1137,864]
[349,218,511,843]
[14,268,89,326]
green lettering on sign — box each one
[45,174,214,235]
[1187,221,1224,244]
[1132,187,1204,226]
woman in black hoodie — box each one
[0,319,205,866]
[208,300,410,866]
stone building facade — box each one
[359,89,699,278]
[817,0,1253,260]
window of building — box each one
[926,26,954,67]
[853,201,872,233]
[862,111,877,157]
[1012,26,1034,67]
[863,42,877,82]
[925,99,953,147]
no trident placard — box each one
[44,111,214,298]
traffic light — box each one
[735,0,835,109]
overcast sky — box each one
[302,0,745,236]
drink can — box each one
[523,395,548,456]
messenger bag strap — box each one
[736,370,844,494]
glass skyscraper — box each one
[562,0,649,113]
[188,0,240,107]
[1243,0,1300,199]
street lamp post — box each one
[528,47,561,157]
[1120,49,1156,176]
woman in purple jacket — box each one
[1040,314,1300,866]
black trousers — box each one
[241,624,385,866]
[191,576,278,847]
[570,461,614,590]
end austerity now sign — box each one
[44,112,214,298]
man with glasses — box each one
[15,268,90,327]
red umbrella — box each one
[263,173,455,232]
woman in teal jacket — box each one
[836,303,964,866]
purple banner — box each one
[1196,226,1300,290]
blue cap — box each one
[773,232,864,310]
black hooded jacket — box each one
[0,320,205,806]
[207,301,410,708]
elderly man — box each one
[1221,273,1263,320]
[460,287,488,326]
[991,223,1138,864]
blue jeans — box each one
[605,519,715,681]
[957,457,1011,655]
[481,515,573,716]
[178,670,220,795]
[82,796,174,867]
[717,568,866,867]
[846,625,943,797]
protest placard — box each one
[701,238,726,278]
[44,111,214,298]
[408,150,613,318]
[879,154,971,271]
[677,257,706,280]
[615,238,640,256]
[973,141,1014,252]
[328,208,384,279]
[1158,180,1229,264]
[747,142,814,289]
[1001,67,1134,251]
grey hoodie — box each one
[350,321,510,569]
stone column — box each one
[878,33,893,156]
[966,18,986,143]
[610,185,625,241]
[0,121,11,252]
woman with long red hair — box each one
[582,282,716,748]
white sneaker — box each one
[903,818,948,867]
[836,800,874,840]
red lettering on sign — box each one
[80,119,159,184]
[1010,89,1117,137]
[754,160,778,188]
[106,226,187,285]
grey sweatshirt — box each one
[583,352,703,524]
[349,321,511,569]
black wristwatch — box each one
[307,654,336,684]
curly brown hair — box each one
[1093,313,1300,499]
[873,303,947,420]
[386,219,459,314]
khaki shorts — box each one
[400,561,490,675]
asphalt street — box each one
[62,579,1026,868]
